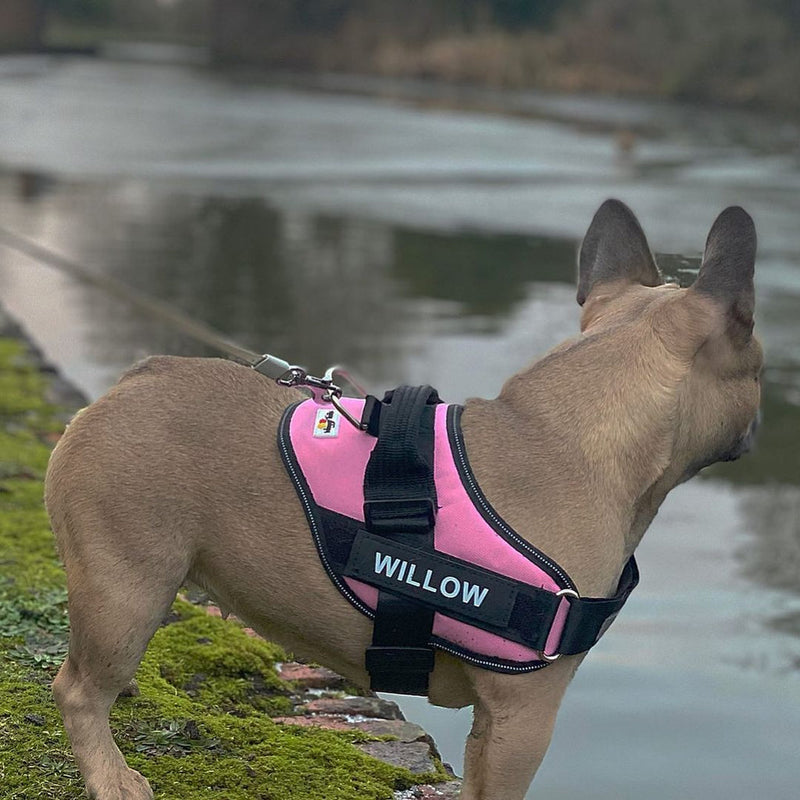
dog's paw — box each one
[87,767,154,800]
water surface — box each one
[0,56,798,798]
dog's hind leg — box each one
[460,658,579,800]
[52,551,187,800]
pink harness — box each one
[278,387,639,694]
[279,393,638,680]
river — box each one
[0,55,798,798]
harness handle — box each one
[361,385,442,695]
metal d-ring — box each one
[541,588,580,662]
[328,391,367,431]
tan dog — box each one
[45,200,762,800]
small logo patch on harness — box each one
[313,408,340,438]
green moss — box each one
[0,335,446,799]
[0,660,86,799]
[122,720,427,800]
[0,340,50,415]
[134,605,292,718]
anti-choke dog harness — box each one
[278,385,638,696]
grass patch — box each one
[0,336,446,799]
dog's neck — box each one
[460,329,688,593]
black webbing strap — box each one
[555,555,639,655]
[361,385,441,695]
[331,505,639,657]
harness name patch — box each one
[344,531,518,628]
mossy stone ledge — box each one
[0,303,460,800]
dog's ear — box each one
[692,206,756,341]
[577,199,662,306]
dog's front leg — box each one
[460,657,580,800]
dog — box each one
[45,199,762,800]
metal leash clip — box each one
[251,354,367,431]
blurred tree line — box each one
[49,0,110,23]
[48,0,209,40]
[46,0,800,111]
[48,0,570,31]
[54,0,800,33]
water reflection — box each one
[3,179,799,502]
[739,487,800,597]
[394,228,576,317]
[2,169,798,485]
[80,194,411,379]
[3,178,583,391]
[67,185,800,490]
[734,484,800,676]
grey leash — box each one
[0,225,367,428]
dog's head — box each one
[575,199,762,494]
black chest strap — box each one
[361,385,441,695]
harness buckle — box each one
[363,497,437,534]
[541,588,580,662]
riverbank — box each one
[41,0,800,117]
[346,7,800,115]
[0,303,460,800]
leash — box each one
[0,225,367,427]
